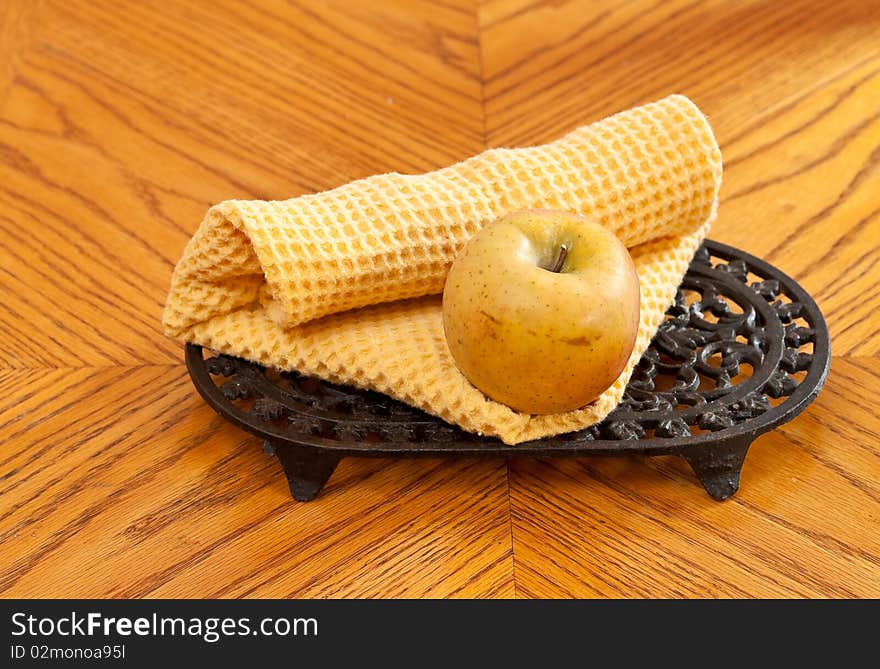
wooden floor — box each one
[1,0,878,598]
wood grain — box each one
[508,358,880,598]
[0,367,513,598]
[1,0,878,598]
[0,0,483,367]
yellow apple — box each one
[442,209,640,414]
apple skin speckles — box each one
[441,209,640,414]
[478,309,501,326]
[560,335,593,347]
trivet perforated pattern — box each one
[186,241,830,501]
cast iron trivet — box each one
[185,240,830,502]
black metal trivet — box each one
[185,240,830,502]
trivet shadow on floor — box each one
[185,240,830,502]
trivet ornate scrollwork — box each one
[185,240,831,501]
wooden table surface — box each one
[2,0,878,599]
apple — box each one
[442,209,640,414]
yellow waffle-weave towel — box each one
[163,95,722,444]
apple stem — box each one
[548,244,568,273]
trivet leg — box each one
[679,434,753,501]
[266,440,341,502]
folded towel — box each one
[163,94,722,444]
